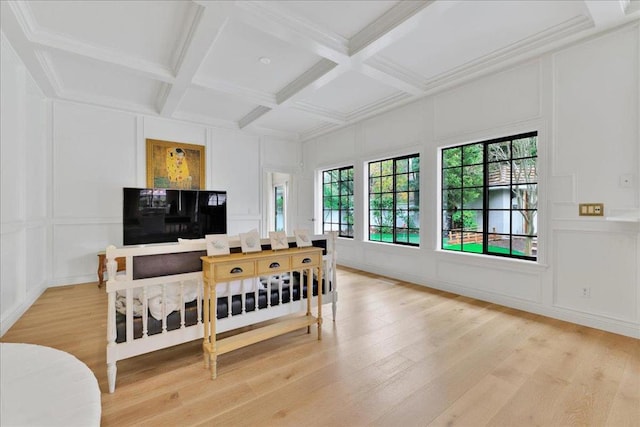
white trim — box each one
[337,259,638,339]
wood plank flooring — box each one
[2,266,638,426]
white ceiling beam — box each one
[276,59,340,105]
[354,59,425,96]
[349,0,435,61]
[232,1,350,64]
[159,2,232,116]
[238,106,272,129]
[2,2,59,97]
[237,59,347,130]
[584,0,628,27]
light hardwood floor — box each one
[2,266,639,426]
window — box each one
[441,132,538,260]
[368,154,420,245]
[322,166,354,238]
[274,185,285,232]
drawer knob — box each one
[301,258,312,264]
[230,267,243,274]
[269,262,280,269]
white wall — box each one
[302,23,640,338]
[47,103,301,286]
[3,22,638,339]
[0,34,303,335]
[1,33,49,336]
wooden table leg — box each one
[97,253,106,287]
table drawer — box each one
[291,252,321,268]
[214,260,255,281]
[257,256,291,275]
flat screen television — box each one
[123,187,227,246]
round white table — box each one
[0,343,101,426]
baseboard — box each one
[48,274,97,287]
[338,260,640,339]
[0,285,47,337]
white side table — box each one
[0,343,101,426]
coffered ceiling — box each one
[2,0,638,141]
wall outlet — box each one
[581,287,591,298]
[619,174,634,188]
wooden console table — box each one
[97,251,125,287]
[201,246,323,379]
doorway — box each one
[264,171,291,235]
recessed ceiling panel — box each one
[299,70,400,115]
[196,20,321,95]
[271,0,399,39]
[47,51,162,108]
[251,107,331,135]
[6,0,637,141]
[25,0,199,69]
[176,87,259,123]
[377,0,588,81]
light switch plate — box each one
[579,203,604,216]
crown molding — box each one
[60,89,158,116]
[421,15,593,92]
[346,91,412,122]
[300,122,341,142]
[291,101,347,124]
[170,110,239,131]
[357,58,425,95]
[33,50,63,96]
[242,124,300,141]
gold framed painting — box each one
[146,139,205,189]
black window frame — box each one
[322,166,354,238]
[441,131,538,261]
[368,153,420,246]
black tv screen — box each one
[123,188,227,245]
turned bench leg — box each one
[107,362,117,393]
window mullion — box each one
[509,139,513,255]
[392,160,397,243]
[338,171,342,234]
[482,142,489,255]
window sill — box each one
[363,240,421,250]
